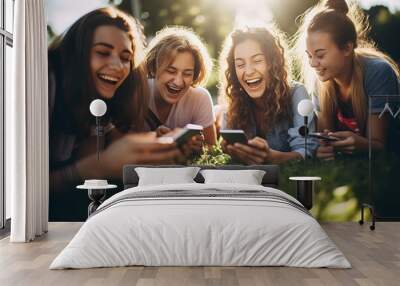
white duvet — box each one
[50,183,351,269]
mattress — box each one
[50,183,351,269]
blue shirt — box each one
[312,55,400,153]
[313,56,399,112]
[222,82,319,158]
[363,56,400,154]
[362,56,399,113]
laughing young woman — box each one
[293,0,400,159]
[219,26,318,165]
[48,8,183,221]
[145,27,217,150]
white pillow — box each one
[135,167,200,186]
[200,169,266,185]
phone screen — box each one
[220,130,248,144]
[172,129,201,146]
[309,132,340,142]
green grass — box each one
[189,144,400,221]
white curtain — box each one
[8,0,49,242]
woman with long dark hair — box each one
[49,7,183,221]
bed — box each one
[50,165,351,269]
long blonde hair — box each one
[219,26,292,134]
[292,0,399,134]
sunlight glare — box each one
[228,0,274,28]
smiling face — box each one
[234,39,269,99]
[90,25,133,99]
[306,31,353,82]
[156,51,195,105]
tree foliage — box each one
[366,5,400,62]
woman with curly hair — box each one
[218,26,318,165]
[292,0,400,159]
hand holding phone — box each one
[220,130,249,145]
[162,124,203,146]
[309,132,340,142]
[224,136,270,165]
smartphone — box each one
[220,130,248,145]
[166,124,203,146]
[309,132,340,142]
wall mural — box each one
[46,0,400,222]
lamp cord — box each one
[304,116,308,162]
[96,117,100,161]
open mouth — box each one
[97,73,120,85]
[245,78,262,89]
[166,84,183,95]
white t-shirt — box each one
[147,78,215,129]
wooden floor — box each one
[0,222,399,286]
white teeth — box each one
[246,78,261,84]
[167,85,181,91]
[99,74,119,82]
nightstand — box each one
[76,183,117,217]
[289,176,321,210]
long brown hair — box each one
[292,0,399,135]
[219,26,292,134]
[48,7,149,137]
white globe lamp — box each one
[90,99,107,117]
[297,99,315,160]
[297,99,314,117]
[90,99,107,160]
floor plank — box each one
[0,222,399,286]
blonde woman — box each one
[293,0,400,159]
[219,26,318,165]
[145,27,217,150]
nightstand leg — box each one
[296,181,314,210]
[87,189,106,217]
[359,203,376,230]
